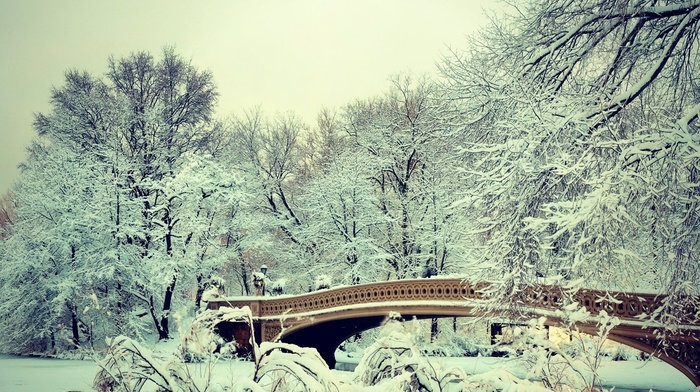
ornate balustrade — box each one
[209,278,697,325]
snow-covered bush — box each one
[94,335,199,392]
[351,317,557,391]
[611,344,641,362]
[412,318,492,358]
[269,278,287,296]
[458,369,553,392]
[352,319,424,386]
[352,317,469,391]
[314,274,332,290]
[558,330,643,362]
[181,306,255,363]
[424,332,492,358]
[342,318,492,360]
[338,329,380,357]
[500,315,625,391]
[253,342,340,391]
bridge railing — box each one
[207,278,698,325]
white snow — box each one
[0,353,695,391]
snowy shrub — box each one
[252,341,340,391]
[94,333,255,392]
[181,306,255,363]
[500,316,627,392]
[314,274,332,290]
[611,344,641,362]
[416,319,492,358]
[269,278,287,296]
[353,318,478,391]
[459,369,552,392]
[353,324,423,386]
[429,333,492,358]
[349,317,554,391]
[338,329,380,357]
[94,335,199,392]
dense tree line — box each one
[0,0,698,355]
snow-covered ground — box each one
[411,357,697,392]
[0,354,695,392]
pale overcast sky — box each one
[0,0,494,195]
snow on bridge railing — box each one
[207,278,699,325]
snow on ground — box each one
[439,357,697,392]
[0,354,695,391]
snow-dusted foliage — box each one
[226,75,473,289]
[224,108,319,294]
[180,306,254,363]
[441,0,700,326]
[339,74,468,281]
[94,335,200,392]
[253,342,340,391]
[295,150,392,286]
[353,317,551,391]
[313,274,332,290]
[0,49,252,354]
[489,314,626,392]
[352,318,426,386]
[93,307,258,392]
[269,278,287,296]
[0,132,149,353]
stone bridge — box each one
[207,278,700,385]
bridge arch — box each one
[275,303,482,368]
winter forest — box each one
[0,0,699,388]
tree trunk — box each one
[67,301,80,348]
[430,318,439,342]
[195,274,205,310]
[239,251,250,295]
[160,204,177,339]
[148,295,168,340]
[49,329,55,355]
[159,272,177,339]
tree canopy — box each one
[1,0,698,354]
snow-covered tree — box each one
[441,0,700,323]
[105,48,220,339]
[0,48,247,353]
[0,135,146,353]
[296,150,391,285]
[231,109,307,233]
[341,74,465,280]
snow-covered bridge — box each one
[207,278,700,385]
